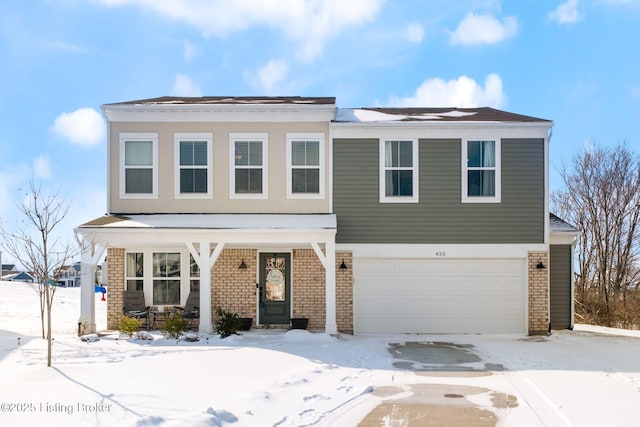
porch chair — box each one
[123,290,150,329]
[175,290,200,329]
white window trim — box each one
[174,132,213,199]
[461,138,501,203]
[286,132,325,199]
[379,139,419,203]
[126,248,193,307]
[124,251,144,292]
[229,132,268,199]
[119,132,158,199]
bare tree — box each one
[552,142,640,325]
[0,181,76,367]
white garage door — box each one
[354,258,526,334]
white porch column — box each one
[324,240,337,334]
[311,241,337,334]
[79,242,105,334]
[187,241,225,334]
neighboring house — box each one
[1,264,18,279]
[4,271,35,283]
[75,96,578,336]
[56,263,81,287]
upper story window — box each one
[120,133,158,199]
[379,139,419,203]
[174,133,213,199]
[230,133,268,198]
[462,139,501,203]
[286,133,325,198]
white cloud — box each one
[253,60,289,92]
[97,0,384,61]
[597,0,638,5]
[387,74,507,108]
[183,39,199,61]
[449,13,518,45]
[43,40,90,54]
[171,73,202,97]
[33,155,51,180]
[406,23,424,44]
[548,0,581,24]
[50,108,106,147]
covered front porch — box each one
[75,214,350,335]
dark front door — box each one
[259,252,291,324]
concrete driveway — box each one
[351,327,640,426]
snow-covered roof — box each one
[550,213,579,233]
[104,96,336,106]
[334,107,550,123]
[79,214,337,230]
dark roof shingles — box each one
[342,107,550,123]
[104,96,336,106]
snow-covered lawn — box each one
[1,281,640,427]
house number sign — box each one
[435,251,446,257]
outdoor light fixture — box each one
[239,260,247,269]
[536,261,546,269]
[339,259,348,269]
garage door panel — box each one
[354,258,526,334]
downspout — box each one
[545,123,553,333]
[570,233,578,330]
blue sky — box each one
[1,0,639,263]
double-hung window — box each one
[189,254,200,292]
[230,133,268,198]
[462,139,501,203]
[174,133,212,199]
[120,133,158,198]
[125,252,144,291]
[152,252,181,305]
[286,133,324,198]
[380,139,419,203]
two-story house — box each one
[56,262,82,287]
[75,96,577,336]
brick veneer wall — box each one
[106,246,354,333]
[336,252,353,334]
[291,249,353,333]
[292,249,326,330]
[106,248,125,330]
[528,251,549,335]
[211,249,257,323]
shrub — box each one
[214,307,241,338]
[163,314,189,339]
[117,315,142,337]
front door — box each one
[259,253,291,324]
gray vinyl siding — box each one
[333,138,545,243]
[550,244,573,329]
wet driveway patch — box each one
[388,341,482,371]
[361,342,516,426]
[361,384,513,427]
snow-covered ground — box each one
[1,281,640,427]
